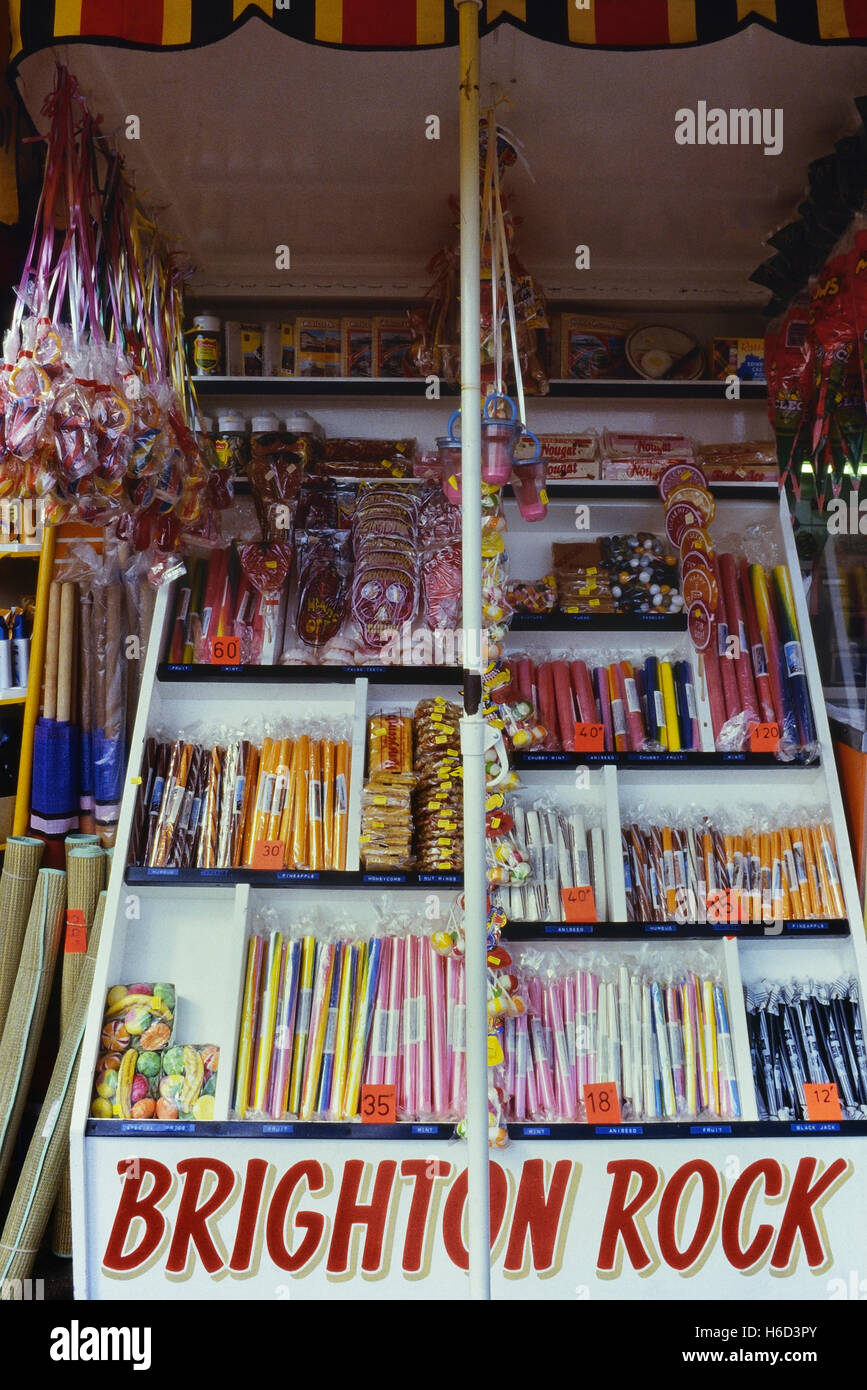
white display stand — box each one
[70,389,867,1299]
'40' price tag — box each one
[750,721,780,754]
[561,884,597,923]
[211,635,241,665]
[583,1082,621,1124]
[252,839,283,870]
[360,1084,396,1124]
[803,1081,842,1122]
[574,721,604,753]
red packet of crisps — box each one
[295,530,352,648]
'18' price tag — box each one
[584,1082,621,1124]
[574,722,604,753]
[803,1081,842,1122]
[64,907,87,954]
[561,884,597,923]
[750,721,780,754]
[360,1084,397,1124]
[251,839,283,870]
[211,635,241,665]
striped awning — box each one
[8,0,867,61]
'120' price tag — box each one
[360,1084,397,1124]
[561,885,597,923]
[64,908,87,954]
[750,721,780,754]
[574,721,604,753]
[252,839,283,870]
[803,1081,843,1122]
[584,1082,622,1124]
[211,635,241,665]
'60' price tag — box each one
[360,1084,396,1124]
[210,635,241,665]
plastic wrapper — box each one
[294,530,352,649]
[509,944,740,1123]
[351,482,421,650]
[620,803,845,925]
[490,798,607,924]
[90,982,176,1119]
[131,720,352,872]
[746,976,867,1121]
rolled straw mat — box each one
[0,892,106,1290]
[0,868,67,1194]
[0,837,44,1028]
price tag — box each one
[750,721,780,754]
[251,839,283,870]
[803,1081,843,1122]
[706,888,735,926]
[574,722,604,753]
[64,907,87,955]
[360,1084,397,1124]
[210,635,241,665]
[561,884,597,923]
[583,1082,622,1124]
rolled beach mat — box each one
[52,843,105,1254]
[0,868,67,1194]
[0,836,44,1026]
[0,892,106,1288]
[63,832,100,873]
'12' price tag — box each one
[803,1081,843,1122]
[251,839,283,870]
[574,721,604,753]
[64,907,87,954]
[360,1084,397,1124]
[561,884,597,923]
[584,1082,622,1124]
[211,635,241,665]
[750,721,780,754]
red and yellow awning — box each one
[8,0,867,61]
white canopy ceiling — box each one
[14,18,867,307]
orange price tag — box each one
[210,634,241,665]
[583,1082,622,1124]
[64,907,87,955]
[706,888,735,926]
[803,1081,843,1122]
[561,885,597,923]
[360,1084,397,1124]
[251,839,283,870]
[750,721,780,754]
[574,721,604,753]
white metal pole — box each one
[455,0,491,1302]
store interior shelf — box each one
[83,1117,862,1140]
[504,919,851,940]
[157,661,462,685]
[512,749,820,769]
[193,376,767,401]
[510,611,686,632]
[125,865,463,888]
[0,690,27,704]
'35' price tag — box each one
[360,1084,396,1124]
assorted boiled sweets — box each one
[550,533,681,618]
[746,977,867,1121]
[91,980,219,1121]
